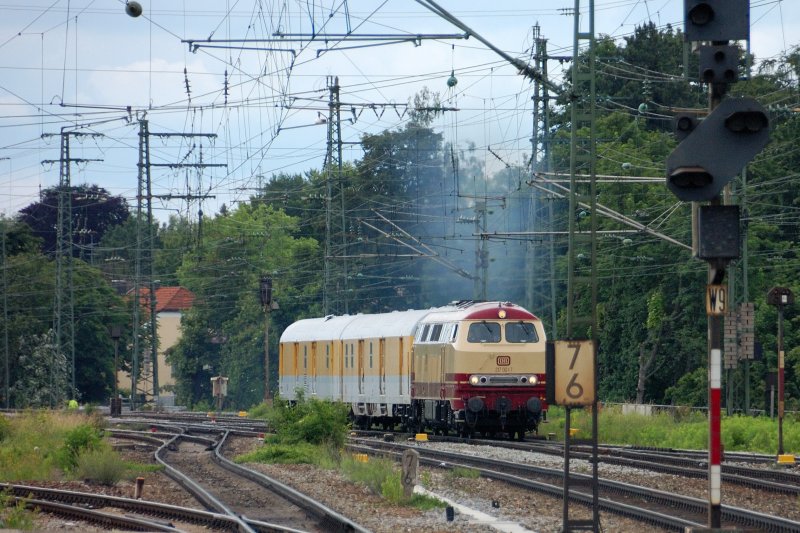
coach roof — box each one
[280,308,445,343]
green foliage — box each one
[0,412,93,480]
[447,466,480,480]
[236,440,335,467]
[339,454,445,509]
[664,368,708,407]
[11,331,68,408]
[0,415,10,441]
[247,401,270,419]
[340,454,395,496]
[56,423,104,471]
[264,394,350,447]
[169,201,320,408]
[75,447,127,485]
[0,490,36,530]
[549,404,800,454]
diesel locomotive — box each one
[278,300,548,438]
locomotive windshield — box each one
[467,321,501,343]
[506,321,539,343]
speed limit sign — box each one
[546,340,596,407]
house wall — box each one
[116,310,184,405]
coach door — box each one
[338,341,344,401]
[311,341,317,395]
[358,339,365,395]
[379,338,386,395]
[293,342,299,392]
[399,337,405,395]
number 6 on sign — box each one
[546,340,596,407]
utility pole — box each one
[42,131,102,407]
[1,217,8,409]
[528,24,560,337]
[472,202,487,300]
[324,75,347,315]
[563,1,600,531]
[132,119,223,408]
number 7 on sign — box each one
[554,340,596,407]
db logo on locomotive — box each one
[496,355,511,366]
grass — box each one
[0,490,36,530]
[241,396,445,510]
[546,404,800,454]
[339,454,445,509]
[0,411,162,486]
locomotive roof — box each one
[280,301,538,343]
[421,301,537,322]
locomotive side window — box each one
[430,324,443,342]
[418,324,430,343]
[467,321,501,343]
[506,321,540,343]
[449,324,459,342]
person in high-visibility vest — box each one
[67,399,78,410]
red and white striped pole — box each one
[709,346,722,527]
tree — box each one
[169,202,319,408]
[18,184,129,258]
[10,330,67,408]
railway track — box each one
[7,425,366,533]
[156,430,366,532]
[351,428,800,496]
[349,437,800,532]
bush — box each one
[265,393,350,447]
[56,423,103,471]
[75,447,127,485]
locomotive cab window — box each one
[505,321,539,343]
[429,324,443,342]
[467,321,501,343]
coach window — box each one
[345,344,349,368]
[370,342,373,368]
[467,321,501,343]
[326,344,330,369]
[303,346,308,369]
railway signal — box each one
[667,97,770,202]
[669,1,771,528]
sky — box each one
[0,0,796,223]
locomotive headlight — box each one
[469,375,480,385]
[528,375,539,386]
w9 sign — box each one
[546,340,596,407]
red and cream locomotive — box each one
[278,300,548,438]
